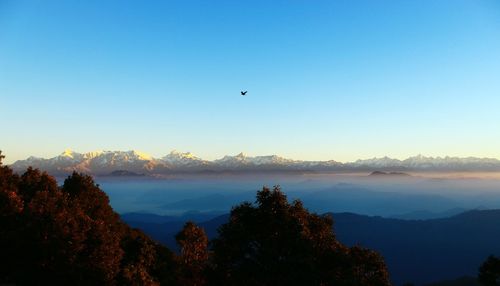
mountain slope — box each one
[11,149,165,175]
[122,209,500,286]
[10,150,500,175]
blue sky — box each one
[1,0,500,163]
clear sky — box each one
[1,0,500,163]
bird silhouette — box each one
[241,91,247,96]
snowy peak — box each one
[251,155,295,165]
[61,148,76,158]
[10,150,157,175]
[82,151,104,160]
[221,152,247,160]
[215,153,302,169]
[214,152,293,166]
[81,150,152,162]
[351,156,403,168]
[129,150,153,161]
[56,149,84,162]
[9,150,500,175]
[164,150,200,160]
[162,150,205,166]
[214,153,250,167]
[402,155,500,169]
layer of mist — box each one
[93,173,500,219]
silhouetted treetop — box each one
[176,221,209,286]
[176,221,209,265]
[19,167,58,202]
[211,186,391,286]
[479,255,500,286]
[0,163,178,285]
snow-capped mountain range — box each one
[9,149,500,175]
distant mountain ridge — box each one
[122,209,500,286]
[369,171,411,177]
[10,149,500,175]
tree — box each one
[120,228,162,286]
[8,171,125,285]
[176,221,209,286]
[0,152,22,216]
[19,167,59,201]
[115,222,178,286]
[0,152,23,283]
[0,157,178,285]
[210,186,391,286]
[479,255,500,286]
[176,222,209,265]
[346,246,392,286]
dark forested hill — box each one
[331,210,500,285]
[123,210,500,285]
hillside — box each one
[123,209,500,285]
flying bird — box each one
[241,91,247,96]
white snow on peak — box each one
[130,150,153,161]
[10,149,500,175]
[162,150,203,165]
[57,149,84,161]
[217,152,248,162]
[168,150,197,158]
[215,153,295,166]
[61,148,75,158]
[352,156,403,167]
[82,150,105,159]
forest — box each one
[0,151,498,286]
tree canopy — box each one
[479,255,500,286]
[0,154,177,285]
[176,221,209,286]
[210,186,391,286]
[0,152,391,285]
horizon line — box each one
[5,148,500,165]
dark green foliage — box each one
[210,186,391,286]
[479,256,500,286]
